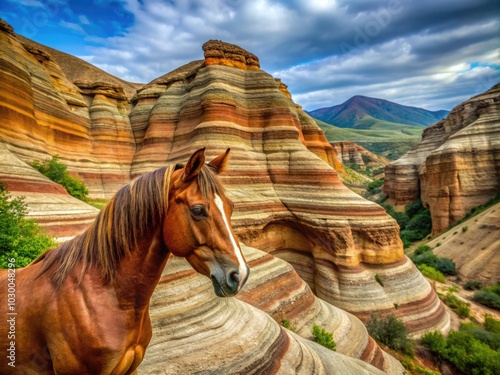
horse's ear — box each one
[183,148,206,181]
[208,148,230,174]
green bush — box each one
[414,244,432,255]
[32,155,88,201]
[473,290,500,310]
[366,313,414,357]
[405,199,425,218]
[484,314,500,334]
[0,183,56,268]
[375,273,384,287]
[422,331,447,354]
[281,318,296,332]
[443,292,470,318]
[435,258,456,275]
[312,324,336,351]
[423,330,500,375]
[418,264,446,283]
[368,179,384,191]
[464,280,484,290]
[411,251,438,267]
[445,331,500,375]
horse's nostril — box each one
[230,271,240,284]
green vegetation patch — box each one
[312,324,336,351]
[32,155,89,201]
[0,183,56,268]
[366,313,414,357]
[422,329,500,375]
[473,284,500,310]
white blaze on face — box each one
[214,194,248,284]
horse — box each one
[0,148,249,374]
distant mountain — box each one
[308,95,449,129]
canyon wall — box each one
[384,83,500,233]
[330,141,389,171]
[0,23,451,373]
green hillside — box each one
[315,118,423,160]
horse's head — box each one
[163,148,250,297]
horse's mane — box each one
[36,162,225,288]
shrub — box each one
[464,280,483,290]
[418,264,446,283]
[375,273,384,287]
[366,313,414,357]
[423,330,500,375]
[281,318,296,332]
[368,179,384,191]
[411,251,438,268]
[473,290,500,310]
[0,183,56,268]
[484,314,500,333]
[414,244,432,256]
[422,331,447,354]
[462,226,468,232]
[312,324,336,351]
[445,331,500,375]
[443,292,470,318]
[435,258,456,275]
[405,198,425,218]
[32,155,88,201]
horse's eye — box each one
[190,205,207,219]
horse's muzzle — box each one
[211,265,250,297]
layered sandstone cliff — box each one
[384,83,500,233]
[331,141,389,171]
[0,20,135,200]
[0,22,450,372]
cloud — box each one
[59,20,86,34]
[6,0,497,111]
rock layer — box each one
[331,141,389,170]
[384,83,500,233]
[0,25,135,199]
[140,246,403,374]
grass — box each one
[87,198,109,210]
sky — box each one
[1,0,498,111]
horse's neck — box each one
[112,229,169,309]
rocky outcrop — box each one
[140,246,404,374]
[384,83,500,233]
[331,141,389,170]
[203,39,260,70]
[427,203,499,284]
[0,25,135,199]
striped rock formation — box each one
[330,141,390,170]
[140,245,403,374]
[384,83,500,233]
[0,21,136,200]
[0,142,98,239]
